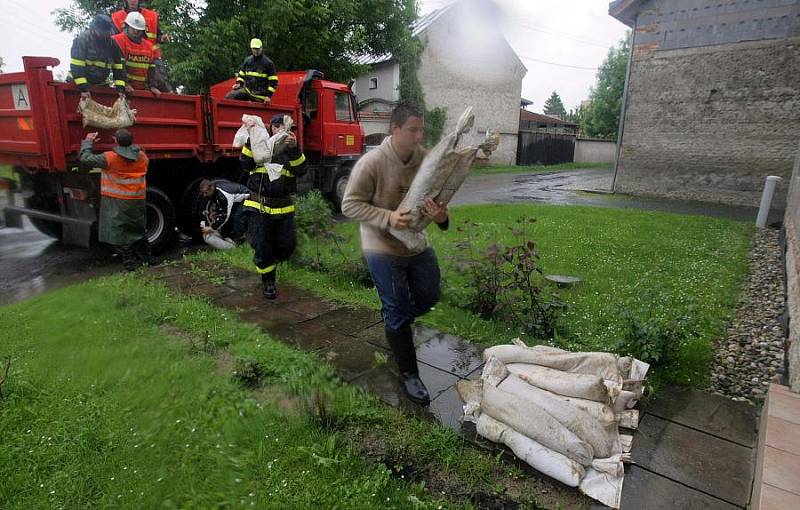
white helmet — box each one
[124,11,147,31]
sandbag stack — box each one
[458,339,649,508]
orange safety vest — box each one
[112,33,157,90]
[101,151,148,200]
[111,8,162,56]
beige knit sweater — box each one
[341,136,429,257]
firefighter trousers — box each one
[247,211,297,277]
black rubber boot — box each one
[132,237,155,266]
[118,245,139,272]
[262,271,277,300]
[386,324,430,405]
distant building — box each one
[609,0,800,207]
[353,0,527,164]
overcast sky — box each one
[2,0,629,113]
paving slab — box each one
[321,338,388,382]
[236,306,309,331]
[270,318,355,352]
[645,387,758,447]
[351,363,460,407]
[188,282,237,301]
[215,289,269,311]
[358,322,390,350]
[428,385,465,433]
[631,414,754,507]
[414,331,484,378]
[306,307,383,336]
[620,465,740,510]
[278,296,338,320]
[762,446,800,496]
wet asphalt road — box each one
[0,168,782,306]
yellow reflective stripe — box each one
[101,185,146,198]
[74,77,88,85]
[250,167,266,174]
[244,71,268,77]
[289,154,305,167]
[256,264,276,274]
[126,61,151,69]
[267,75,278,81]
[112,63,124,70]
[86,60,108,68]
[267,86,276,93]
[127,74,147,81]
[70,58,86,66]
[114,80,126,87]
[152,44,160,51]
[281,169,294,178]
[146,32,157,39]
[243,200,295,215]
[241,146,253,158]
[238,70,246,76]
[244,88,266,100]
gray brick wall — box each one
[615,36,800,206]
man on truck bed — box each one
[225,38,278,104]
[68,14,126,99]
[79,129,152,271]
[241,114,308,299]
[111,0,168,54]
[113,12,161,97]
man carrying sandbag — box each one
[241,114,307,299]
[341,103,450,405]
[226,38,279,104]
[68,14,127,99]
[80,129,152,271]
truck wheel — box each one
[146,186,176,254]
[25,194,63,239]
[328,167,351,212]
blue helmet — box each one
[90,14,114,34]
[270,114,284,126]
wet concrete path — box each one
[453,168,784,224]
[147,259,759,510]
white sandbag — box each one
[483,344,623,381]
[239,115,271,164]
[233,125,249,148]
[482,380,594,465]
[203,230,237,250]
[498,373,619,459]
[507,363,611,403]
[476,414,585,487]
[613,390,639,413]
[78,97,136,129]
[618,410,640,429]
[579,456,625,509]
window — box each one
[335,92,353,122]
[369,77,378,90]
[304,90,318,120]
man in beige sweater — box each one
[342,104,449,405]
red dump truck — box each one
[0,56,364,252]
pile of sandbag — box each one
[233,114,294,182]
[78,97,136,129]
[457,339,649,508]
[389,106,499,253]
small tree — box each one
[543,91,566,120]
[582,33,631,139]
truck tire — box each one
[25,194,63,240]
[146,186,176,254]
[327,167,351,212]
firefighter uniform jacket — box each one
[241,138,308,211]
[235,54,279,101]
[112,33,157,90]
[69,31,126,92]
[111,7,163,56]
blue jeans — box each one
[365,248,442,332]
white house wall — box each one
[416,6,526,165]
[353,62,400,104]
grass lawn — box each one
[470,162,612,176]
[0,275,550,509]
[199,203,753,390]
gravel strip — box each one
[710,228,785,403]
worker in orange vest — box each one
[111,0,167,54]
[112,12,161,97]
[80,129,152,271]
